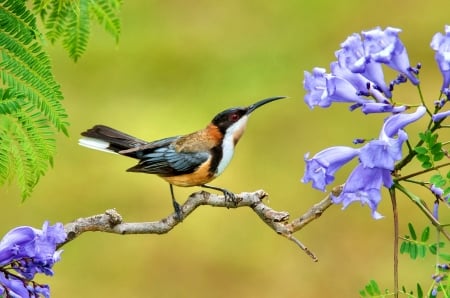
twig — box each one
[59,189,337,262]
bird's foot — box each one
[201,184,241,208]
[172,200,183,221]
[222,189,240,207]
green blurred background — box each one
[1,0,449,297]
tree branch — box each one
[60,187,338,262]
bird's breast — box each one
[161,157,215,186]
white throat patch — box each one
[215,115,248,176]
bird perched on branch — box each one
[79,96,286,219]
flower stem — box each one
[389,187,399,298]
[394,182,450,241]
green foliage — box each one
[400,224,432,259]
[360,280,425,297]
[415,131,445,169]
[0,0,122,199]
[33,0,122,61]
[0,0,67,199]
[414,130,450,196]
[360,280,383,297]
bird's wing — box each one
[126,145,210,176]
[118,136,179,158]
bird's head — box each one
[211,96,286,144]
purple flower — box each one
[330,60,387,102]
[359,130,407,171]
[361,103,407,114]
[431,25,450,91]
[362,27,419,85]
[432,109,450,122]
[359,106,425,170]
[380,106,426,138]
[337,33,392,98]
[332,165,392,219]
[431,184,444,197]
[303,67,370,109]
[0,221,66,297]
[331,107,426,218]
[301,146,360,191]
[303,67,329,108]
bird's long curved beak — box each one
[246,96,286,114]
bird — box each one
[79,96,286,219]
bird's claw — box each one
[172,200,183,221]
[223,190,240,207]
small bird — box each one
[79,96,285,218]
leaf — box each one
[0,0,68,199]
[400,241,408,254]
[362,279,382,296]
[429,133,438,146]
[430,174,445,186]
[33,0,122,61]
[421,226,430,242]
[433,152,445,161]
[417,283,423,298]
[369,280,381,295]
[431,142,442,154]
[429,242,445,255]
[422,161,433,169]
[414,146,428,154]
[408,223,417,240]
[409,243,418,259]
[62,0,91,62]
[89,0,122,42]
[439,253,450,261]
[416,154,430,162]
[418,244,427,258]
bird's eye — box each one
[229,113,240,122]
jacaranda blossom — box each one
[301,147,360,192]
[359,106,427,171]
[337,33,392,98]
[331,165,392,219]
[0,221,66,298]
[303,67,369,109]
[327,107,426,218]
[304,26,419,113]
[362,27,419,85]
[432,109,450,122]
[431,25,450,91]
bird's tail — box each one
[79,125,148,155]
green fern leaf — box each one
[0,0,67,199]
[41,0,73,43]
[33,0,122,61]
[62,0,91,61]
[0,88,25,114]
[89,0,122,42]
[0,104,56,200]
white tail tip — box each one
[78,137,117,154]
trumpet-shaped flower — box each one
[0,221,66,298]
[432,109,450,122]
[362,27,419,85]
[332,165,392,219]
[431,25,450,90]
[301,146,360,192]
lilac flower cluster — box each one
[302,26,450,218]
[304,27,419,113]
[431,25,450,121]
[0,221,66,297]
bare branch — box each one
[60,188,339,261]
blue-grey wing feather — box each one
[127,146,210,176]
